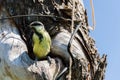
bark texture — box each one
[0,0,107,80]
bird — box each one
[29,21,51,61]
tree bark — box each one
[0,0,107,80]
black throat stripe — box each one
[33,28,43,42]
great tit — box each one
[30,21,51,60]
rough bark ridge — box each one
[0,0,107,80]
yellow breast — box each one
[32,31,51,59]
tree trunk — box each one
[0,0,107,80]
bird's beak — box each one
[29,25,35,33]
